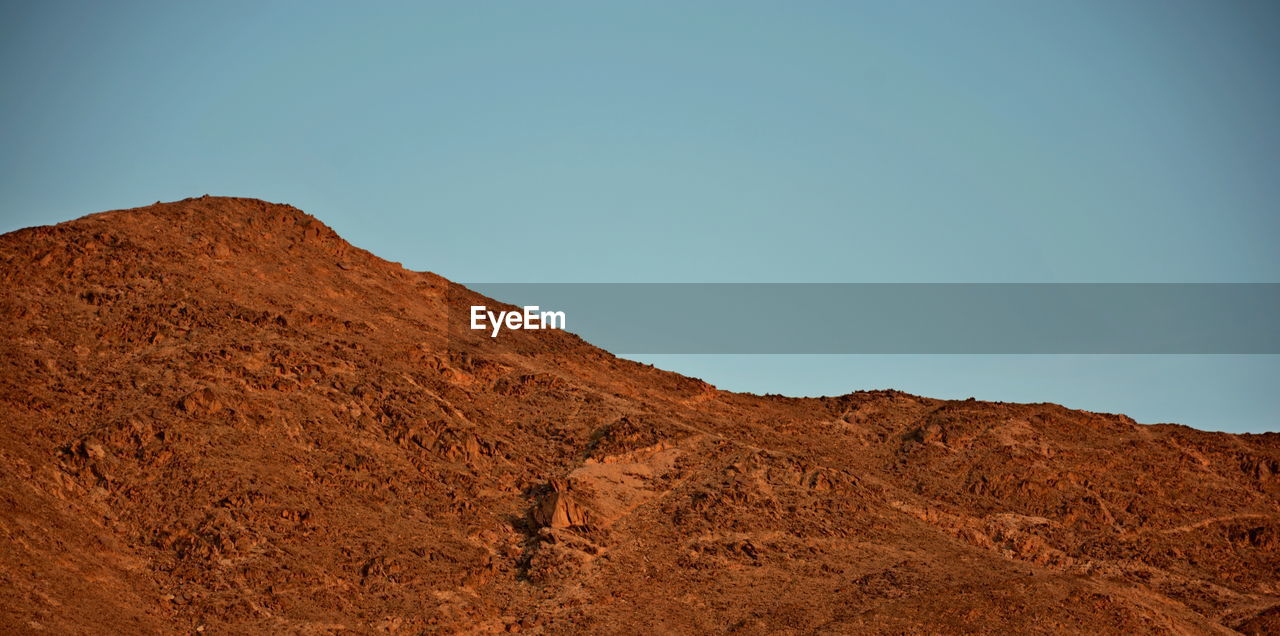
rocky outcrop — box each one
[532,479,591,529]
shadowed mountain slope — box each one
[1,197,1277,634]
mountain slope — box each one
[1,197,1277,634]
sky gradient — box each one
[2,1,1277,431]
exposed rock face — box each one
[532,480,591,529]
[0,197,1277,634]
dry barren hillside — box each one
[1,197,1277,634]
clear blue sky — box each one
[2,2,1276,431]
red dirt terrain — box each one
[1,196,1277,634]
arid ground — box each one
[1,197,1277,634]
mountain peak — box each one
[2,199,1277,634]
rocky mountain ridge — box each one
[1,196,1276,634]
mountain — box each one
[1,196,1277,634]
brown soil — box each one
[1,196,1277,634]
